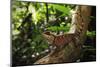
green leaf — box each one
[47,25,70,32]
[47,26,58,31]
[87,31,96,37]
[52,5,71,16]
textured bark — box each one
[34,5,92,64]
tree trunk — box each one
[34,5,92,64]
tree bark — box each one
[34,5,92,64]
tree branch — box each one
[34,5,92,64]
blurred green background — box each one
[12,0,96,66]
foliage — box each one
[12,1,96,66]
[47,23,71,33]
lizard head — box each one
[42,31,55,45]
